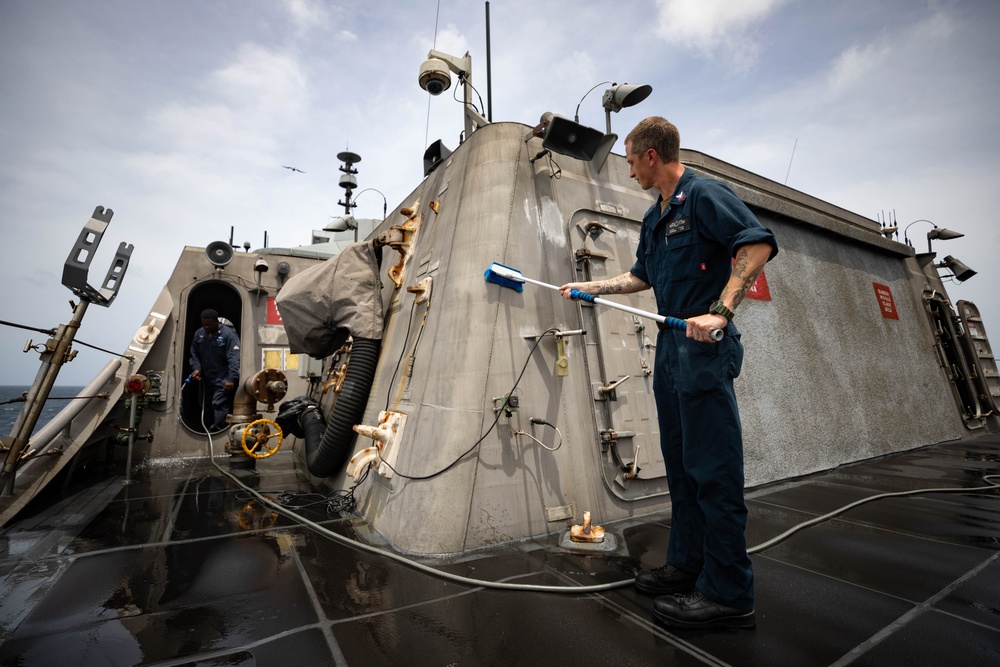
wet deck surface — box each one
[0,434,998,666]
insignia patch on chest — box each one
[666,217,691,236]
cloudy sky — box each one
[1,0,998,386]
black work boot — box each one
[634,563,698,596]
[653,590,755,630]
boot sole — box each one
[653,608,756,630]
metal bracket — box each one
[585,220,617,238]
[598,428,635,453]
[61,206,133,307]
[555,338,569,377]
[575,248,609,261]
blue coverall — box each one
[189,324,241,431]
[630,169,778,611]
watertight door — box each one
[958,300,1000,413]
[925,292,988,428]
[567,209,669,501]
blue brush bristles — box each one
[484,263,524,293]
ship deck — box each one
[1,433,998,666]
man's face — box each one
[626,140,653,190]
[202,318,220,334]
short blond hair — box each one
[625,116,680,163]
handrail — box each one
[22,359,122,457]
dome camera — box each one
[419,57,452,96]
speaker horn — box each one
[542,115,606,162]
[206,241,235,268]
[423,139,452,176]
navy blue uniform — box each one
[630,169,777,610]
[189,325,241,431]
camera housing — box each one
[418,57,452,96]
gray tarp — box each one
[275,242,384,357]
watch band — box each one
[709,300,734,321]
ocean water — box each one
[0,386,86,437]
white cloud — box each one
[284,0,329,33]
[653,0,792,67]
[423,23,471,59]
[211,43,308,110]
[826,41,891,96]
[139,43,309,177]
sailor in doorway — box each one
[189,309,241,432]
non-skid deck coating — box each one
[0,435,998,666]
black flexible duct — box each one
[286,337,382,478]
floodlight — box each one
[903,219,965,253]
[602,83,653,113]
[936,255,977,282]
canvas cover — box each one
[275,242,384,357]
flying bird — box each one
[282,165,305,173]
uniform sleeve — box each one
[189,338,202,372]
[693,180,778,261]
[225,330,241,383]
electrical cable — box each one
[376,326,559,481]
[510,419,562,452]
[455,75,487,118]
[384,298,419,413]
[747,474,1000,553]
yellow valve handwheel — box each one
[241,418,283,459]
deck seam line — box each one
[827,551,999,667]
[588,593,734,667]
[290,543,349,666]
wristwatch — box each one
[709,300,734,321]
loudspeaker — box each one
[423,139,452,176]
[542,116,605,162]
[206,241,235,268]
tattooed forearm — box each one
[730,267,764,308]
[598,274,633,294]
[720,244,770,309]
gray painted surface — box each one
[335,122,973,555]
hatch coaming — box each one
[566,208,670,500]
[128,246,324,460]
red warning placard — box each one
[267,298,283,325]
[745,269,772,301]
[872,283,899,320]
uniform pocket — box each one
[660,230,702,284]
[675,335,724,396]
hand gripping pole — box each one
[484,263,723,341]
